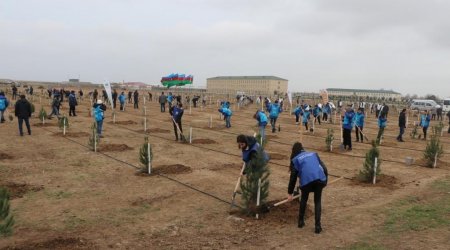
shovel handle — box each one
[233,163,246,194]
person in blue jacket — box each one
[293,105,303,125]
[302,106,311,131]
[342,106,355,150]
[119,92,126,111]
[167,92,174,109]
[268,100,282,133]
[313,104,322,125]
[376,112,387,143]
[288,142,328,234]
[0,91,9,123]
[420,110,431,140]
[254,110,268,140]
[237,134,269,174]
[218,106,232,128]
[354,108,365,142]
[170,103,184,141]
[93,100,107,137]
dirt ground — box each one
[1,88,450,249]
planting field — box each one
[1,90,450,249]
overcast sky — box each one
[1,0,449,96]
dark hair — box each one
[402,108,406,113]
[237,134,247,144]
[178,103,183,108]
[20,94,26,99]
[290,142,304,172]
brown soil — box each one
[152,164,192,175]
[261,200,312,225]
[269,153,288,160]
[0,153,14,160]
[131,194,172,206]
[208,163,243,171]
[0,182,44,199]
[1,237,93,250]
[351,174,398,190]
[98,144,133,152]
[108,120,137,125]
[33,123,56,127]
[147,128,171,133]
[266,135,279,140]
[415,158,450,169]
[191,138,217,144]
[52,132,89,137]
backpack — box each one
[0,98,5,110]
[94,106,103,122]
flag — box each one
[288,91,292,105]
[103,80,113,109]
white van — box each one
[409,99,438,112]
[443,98,450,112]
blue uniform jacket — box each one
[292,151,327,187]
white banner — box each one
[103,80,113,109]
[287,91,292,105]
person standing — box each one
[167,92,174,109]
[376,113,387,144]
[48,94,61,119]
[133,90,139,109]
[268,100,282,133]
[342,106,355,150]
[68,90,78,116]
[420,110,431,140]
[128,91,133,104]
[313,104,322,125]
[170,103,184,141]
[14,95,32,136]
[93,100,106,137]
[302,106,311,131]
[397,108,406,142]
[293,105,303,125]
[354,108,365,143]
[0,91,10,123]
[447,110,450,133]
[119,92,126,111]
[92,89,98,103]
[29,86,34,96]
[254,110,268,140]
[159,92,167,112]
[12,85,18,100]
[287,142,328,234]
[112,89,118,109]
[78,89,84,101]
[436,106,443,121]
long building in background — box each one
[326,88,402,100]
[207,76,288,96]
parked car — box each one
[443,98,450,112]
[409,99,439,112]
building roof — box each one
[326,88,400,94]
[207,76,288,81]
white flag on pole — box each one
[103,80,114,110]
[287,91,292,105]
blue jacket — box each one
[292,151,327,187]
[268,103,282,118]
[119,94,126,104]
[167,95,173,103]
[69,93,77,106]
[0,95,9,111]
[420,114,431,128]
[172,106,184,121]
[256,111,268,126]
[294,106,303,116]
[313,106,321,117]
[302,110,310,123]
[378,116,387,128]
[343,110,355,130]
[241,136,270,165]
[323,104,331,114]
[218,107,232,117]
[354,112,365,127]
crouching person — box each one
[287,142,328,234]
[218,106,233,128]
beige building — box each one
[326,88,402,100]
[207,76,288,96]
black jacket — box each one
[399,112,406,128]
[15,99,32,119]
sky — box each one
[1,0,450,97]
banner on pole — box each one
[103,80,113,109]
[287,91,292,105]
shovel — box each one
[171,117,187,143]
[354,125,369,142]
[230,163,246,210]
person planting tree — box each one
[420,110,431,140]
[287,142,328,234]
[354,108,365,143]
[342,106,355,150]
[376,112,387,144]
[254,110,268,141]
[302,105,311,131]
[293,105,302,125]
[93,100,106,138]
[119,92,126,111]
[218,106,232,128]
[169,103,184,141]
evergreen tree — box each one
[139,136,153,173]
[38,107,47,124]
[0,188,14,237]
[423,127,444,168]
[359,140,381,182]
[325,128,334,151]
[410,124,419,139]
[58,115,69,130]
[88,122,99,152]
[254,133,267,148]
[239,147,270,215]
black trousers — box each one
[314,115,321,125]
[343,128,352,149]
[69,105,76,116]
[323,113,328,121]
[423,127,428,139]
[172,120,183,140]
[18,117,31,135]
[355,126,363,142]
[300,180,325,227]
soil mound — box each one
[108,120,137,125]
[351,174,398,189]
[262,200,312,225]
[99,144,133,152]
[192,139,217,144]
[2,237,93,250]
[152,164,192,175]
[0,153,14,160]
[52,132,89,137]
[0,182,44,199]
